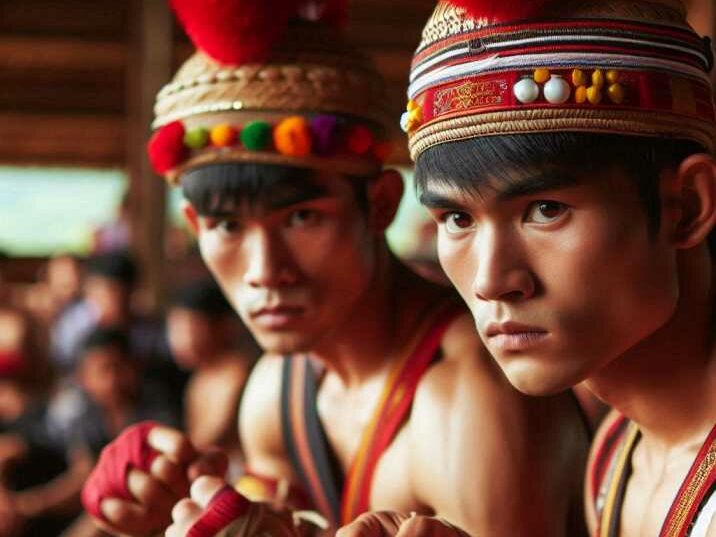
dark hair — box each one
[80,327,130,358]
[415,133,715,253]
[181,162,371,216]
[171,278,234,318]
[85,251,137,286]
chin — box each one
[500,356,586,396]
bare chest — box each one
[315,381,423,513]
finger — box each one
[187,447,229,482]
[127,468,177,514]
[171,498,203,524]
[151,455,191,498]
[148,427,197,465]
[396,516,471,537]
[189,476,228,508]
[100,497,166,535]
[336,511,407,537]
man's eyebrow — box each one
[496,171,580,201]
[419,190,471,210]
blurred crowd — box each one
[0,250,260,536]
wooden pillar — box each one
[126,0,173,312]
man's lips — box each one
[484,321,549,352]
[249,305,306,329]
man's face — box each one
[186,172,378,354]
[80,348,137,406]
[84,277,129,326]
[421,166,679,395]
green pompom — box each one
[184,127,209,149]
[241,121,271,151]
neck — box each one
[586,249,716,449]
[310,248,435,388]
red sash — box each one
[281,301,463,526]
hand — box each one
[337,512,472,537]
[167,476,297,537]
[83,424,228,536]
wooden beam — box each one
[0,112,124,166]
[0,36,125,72]
[126,0,173,312]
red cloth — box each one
[81,421,160,520]
[187,485,251,537]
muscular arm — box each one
[408,315,589,537]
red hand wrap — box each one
[187,485,251,537]
[81,421,160,520]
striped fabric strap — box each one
[659,424,716,537]
[281,355,343,527]
[340,303,463,524]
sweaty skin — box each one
[89,170,589,537]
[419,156,716,537]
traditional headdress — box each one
[148,0,393,184]
[404,0,716,161]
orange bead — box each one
[572,69,588,87]
[587,85,602,105]
[607,83,625,104]
[534,68,550,84]
[575,85,588,104]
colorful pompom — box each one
[241,121,272,151]
[274,116,313,157]
[210,124,238,147]
[170,0,301,65]
[184,127,210,149]
[346,125,374,155]
[310,115,341,156]
[446,0,550,23]
[147,121,188,175]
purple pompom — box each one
[310,115,341,156]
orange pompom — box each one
[347,125,374,155]
[210,124,238,147]
[273,116,312,157]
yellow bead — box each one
[575,85,588,104]
[572,69,588,87]
[586,85,602,105]
[592,69,605,89]
[407,99,420,112]
[606,70,620,84]
[607,83,625,104]
[209,124,237,147]
[534,68,550,84]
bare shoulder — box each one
[238,354,292,477]
[408,312,589,531]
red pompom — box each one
[147,121,188,175]
[446,0,549,22]
[170,0,303,65]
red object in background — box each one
[0,351,24,377]
[446,0,550,22]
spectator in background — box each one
[0,307,76,536]
[91,190,131,255]
[167,279,258,470]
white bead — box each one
[513,78,540,104]
[543,75,571,104]
[400,112,410,133]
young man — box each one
[81,1,590,535]
[374,0,716,535]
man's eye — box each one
[524,201,568,224]
[288,209,321,227]
[217,219,241,234]
[443,211,475,234]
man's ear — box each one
[671,154,716,249]
[367,169,404,232]
[181,200,200,237]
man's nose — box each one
[242,230,298,288]
[471,228,535,303]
